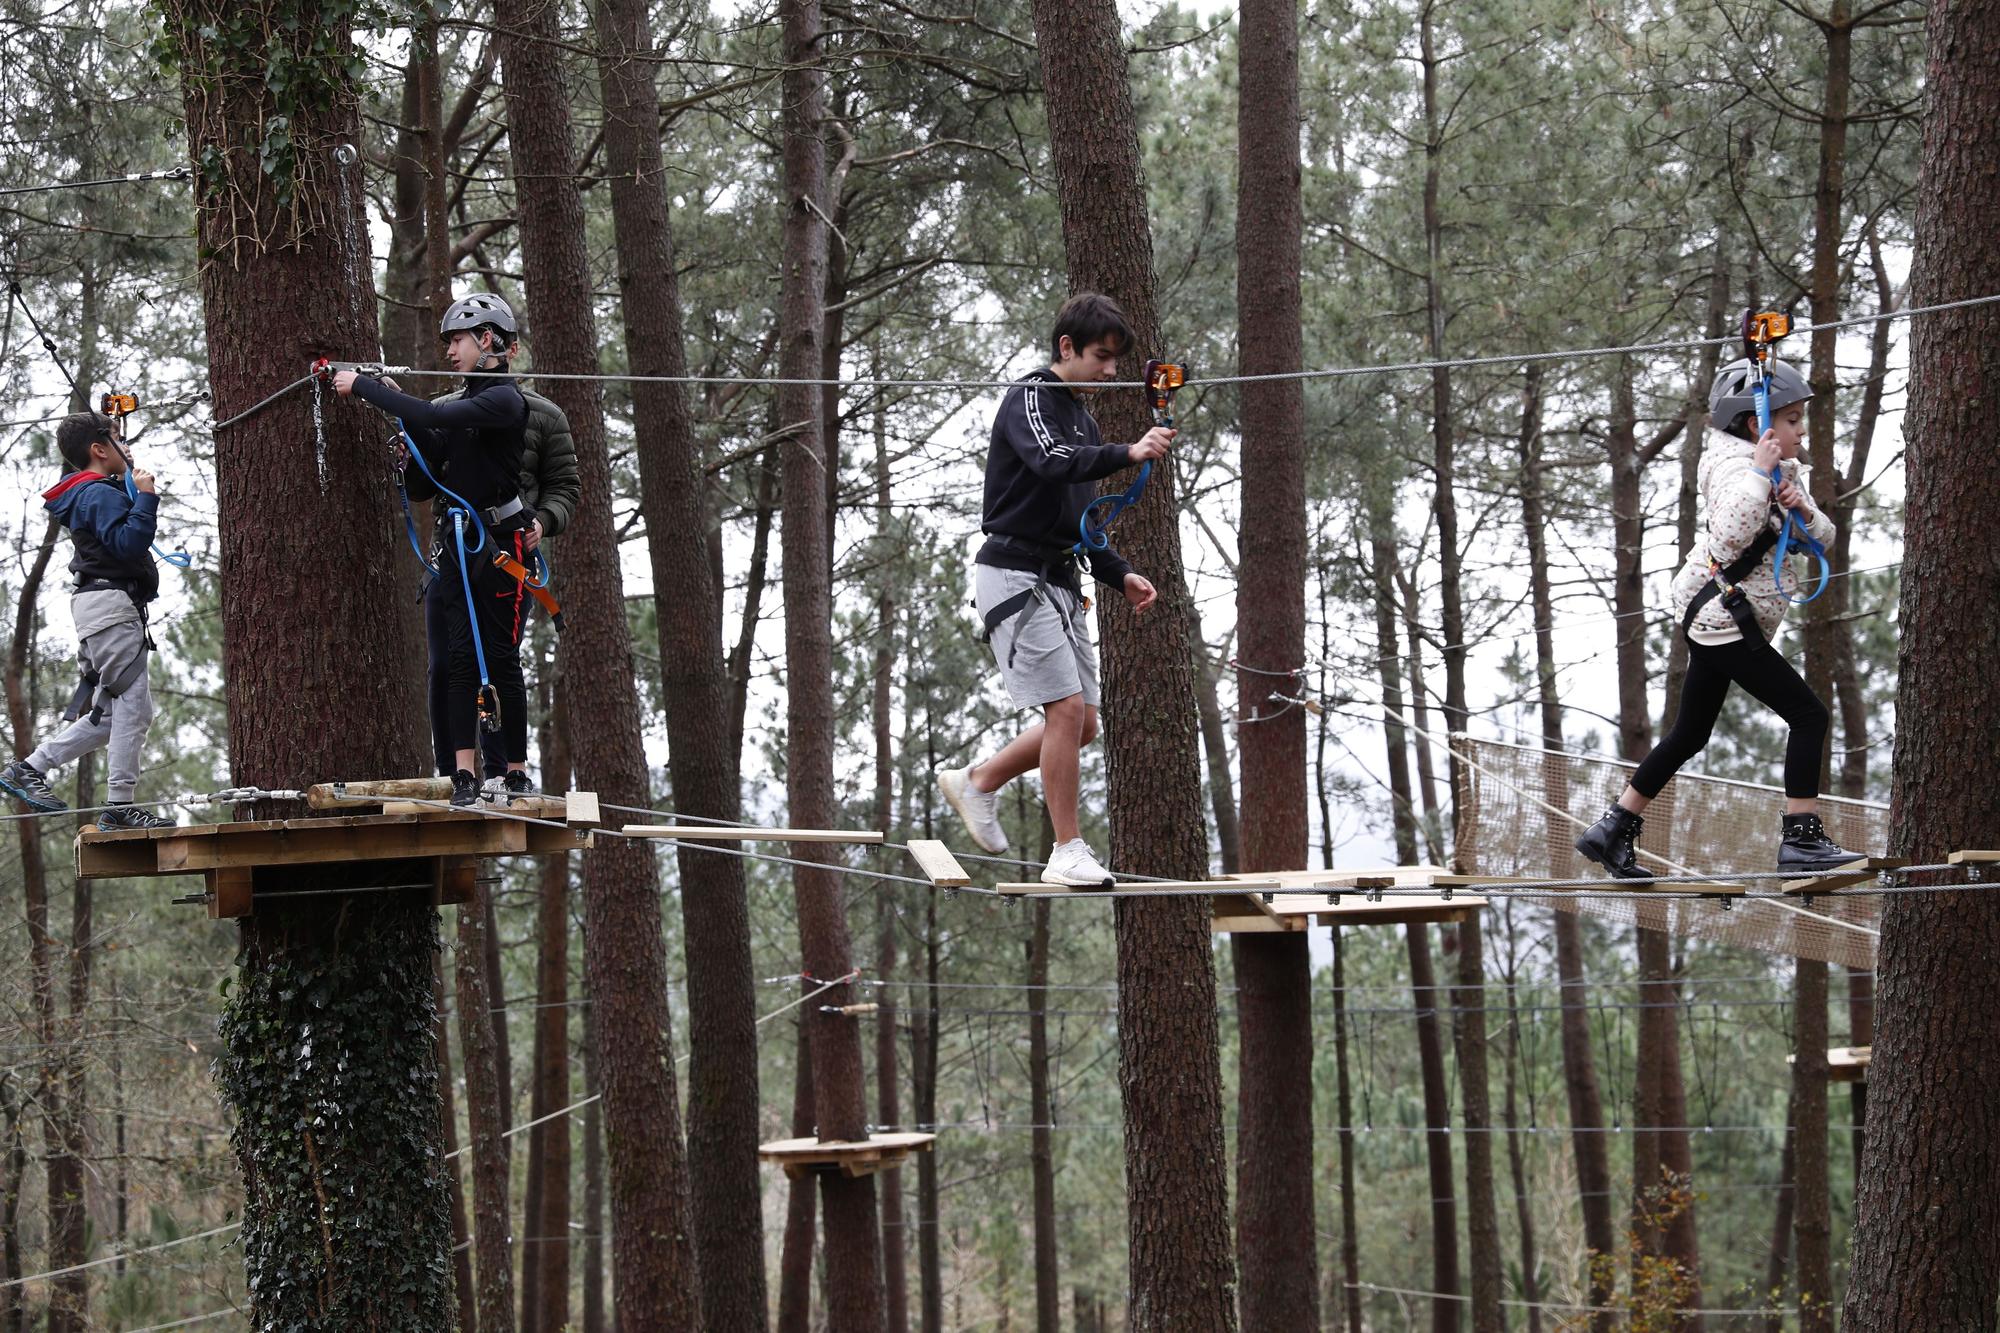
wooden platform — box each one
[1780,856,1907,896]
[758,1131,937,1180]
[1211,868,1492,932]
[75,807,591,918]
[1789,1045,1871,1083]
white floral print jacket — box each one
[1669,429,1837,646]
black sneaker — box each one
[96,803,174,831]
[1779,814,1862,873]
[1575,804,1649,879]
[502,770,533,798]
[0,760,66,814]
[450,769,480,808]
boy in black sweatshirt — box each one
[333,293,534,807]
[0,412,173,828]
[938,293,1174,887]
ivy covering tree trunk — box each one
[156,0,454,1321]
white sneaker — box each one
[938,766,1008,854]
[1041,838,1114,888]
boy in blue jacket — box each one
[938,293,1173,887]
[0,412,173,828]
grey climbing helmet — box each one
[439,293,519,344]
[1710,356,1812,433]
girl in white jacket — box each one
[1576,356,1860,878]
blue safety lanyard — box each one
[393,419,553,588]
[120,463,192,569]
[1074,461,1150,556]
[1747,365,1830,605]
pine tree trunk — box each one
[1847,966,1872,1172]
[1453,919,1504,1332]
[1498,908,1543,1333]
[458,892,517,1333]
[1760,1091,1797,1333]
[776,1010,818,1333]
[593,0,769,1321]
[1794,957,1832,1333]
[1661,243,1729,727]
[1028,0,1236,1322]
[1189,610,1240,876]
[1367,491,1421,866]
[1028,896,1061,1333]
[1331,933,1364,1333]
[916,891,943,1333]
[437,965,479,1333]
[777,0,884,1318]
[524,684,572,1333]
[1410,924,1462,1332]
[493,0,703,1320]
[1842,5,2000,1324]
[581,995,606,1333]
[1519,367,1616,1324]
[160,0,455,1317]
[0,1075,20,1333]
[1231,0,1315,1318]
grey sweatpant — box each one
[28,619,155,803]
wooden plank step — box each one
[758,1131,937,1181]
[1780,856,1907,896]
[1948,850,2000,864]
[565,789,601,828]
[996,879,1284,896]
[1788,1045,1871,1083]
[621,825,884,843]
[905,839,971,887]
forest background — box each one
[0,0,1929,1326]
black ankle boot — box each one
[450,769,480,808]
[1778,813,1861,873]
[1576,805,1649,879]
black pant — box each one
[425,525,530,775]
[1631,636,1829,800]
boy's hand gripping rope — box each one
[1074,359,1179,554]
[1742,310,1829,604]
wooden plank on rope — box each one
[1947,850,2000,864]
[757,1131,937,1181]
[1779,856,1907,896]
[565,789,601,828]
[995,879,1285,897]
[905,839,971,887]
[306,778,451,809]
[620,824,884,843]
[1788,1045,1871,1083]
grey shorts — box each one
[975,564,1100,712]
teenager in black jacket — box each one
[938,293,1174,887]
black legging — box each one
[1630,636,1829,799]
[425,525,530,773]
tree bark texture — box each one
[1231,0,1318,1321]
[1409,924,1461,1332]
[160,0,453,1318]
[776,0,885,1321]
[1793,958,1832,1333]
[1761,1091,1797,1333]
[581,992,606,1333]
[593,0,769,1322]
[1190,611,1240,876]
[1367,489,1421,866]
[1842,4,2000,1325]
[1452,919,1504,1332]
[457,894,517,1333]
[1028,0,1236,1323]
[525,685,572,1333]
[437,965,479,1333]
[493,0,703,1321]
[776,1010,818,1333]
[916,893,943,1333]
[1331,932,1364,1333]
[1028,897,1060,1333]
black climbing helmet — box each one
[439,293,519,349]
[1709,357,1812,437]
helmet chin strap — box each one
[473,329,507,372]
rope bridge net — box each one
[1453,735,1885,969]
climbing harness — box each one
[1072,358,1178,555]
[1742,310,1829,605]
[99,393,192,569]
